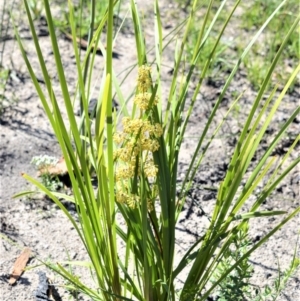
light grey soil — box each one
[0,1,299,301]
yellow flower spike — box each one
[123,118,144,135]
[144,163,158,178]
[127,194,139,209]
[139,138,151,151]
[113,64,163,208]
[122,117,131,129]
[118,147,132,162]
[133,92,159,111]
[113,132,126,144]
[134,93,150,110]
[113,149,121,160]
[153,123,163,137]
[116,191,129,204]
[116,165,135,180]
[150,140,160,152]
[137,65,152,93]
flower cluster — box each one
[136,65,152,93]
[133,65,159,111]
[134,92,159,111]
[114,65,162,209]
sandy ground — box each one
[0,1,299,300]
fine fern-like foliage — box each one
[212,228,299,301]
[211,224,254,301]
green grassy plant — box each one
[241,0,299,90]
[180,1,233,79]
[26,0,110,40]
[14,0,300,300]
[176,0,299,91]
[52,0,108,38]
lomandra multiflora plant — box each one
[14,0,299,300]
